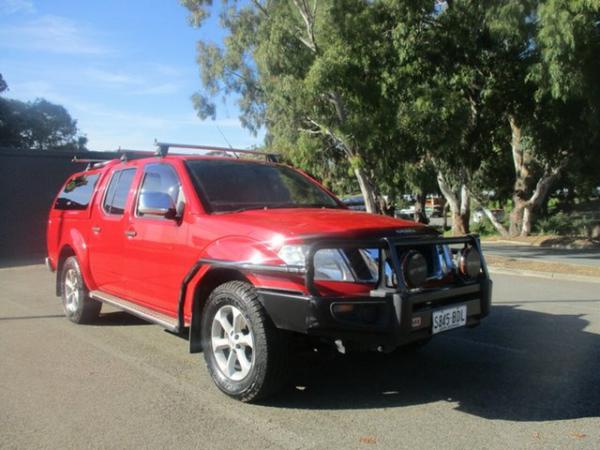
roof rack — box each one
[72,149,156,170]
[154,141,280,163]
[71,156,115,171]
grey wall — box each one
[0,148,120,267]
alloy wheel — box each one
[210,305,255,381]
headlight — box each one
[459,247,482,278]
[277,245,308,267]
[277,245,379,282]
[314,249,355,281]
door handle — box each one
[91,226,101,234]
[124,229,137,238]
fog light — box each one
[332,304,355,314]
[402,250,428,288]
[459,247,482,278]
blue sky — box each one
[0,0,263,151]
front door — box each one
[121,162,196,315]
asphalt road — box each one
[1,266,599,449]
[481,243,600,268]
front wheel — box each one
[201,281,289,402]
[61,256,101,324]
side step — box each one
[89,290,179,333]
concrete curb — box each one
[488,266,600,284]
[483,238,600,250]
[484,239,536,247]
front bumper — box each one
[258,278,492,348]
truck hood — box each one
[209,207,429,242]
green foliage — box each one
[471,220,501,237]
[181,0,600,230]
[0,73,7,94]
[0,97,86,151]
[535,211,596,236]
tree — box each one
[182,0,600,236]
[387,0,599,236]
[484,0,600,236]
[0,97,86,151]
[0,74,7,94]
[182,0,410,214]
[385,1,511,234]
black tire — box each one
[60,256,101,324]
[201,281,289,402]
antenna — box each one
[216,125,240,159]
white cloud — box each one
[0,15,110,55]
[149,63,183,78]
[84,69,141,86]
[132,82,181,95]
[0,0,35,15]
[7,80,71,104]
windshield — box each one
[186,159,341,213]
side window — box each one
[55,174,99,210]
[136,163,183,217]
[103,168,136,215]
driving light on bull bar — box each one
[459,247,482,278]
[401,250,428,288]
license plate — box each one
[432,304,467,334]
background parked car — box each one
[473,208,505,224]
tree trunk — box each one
[509,200,525,236]
[470,191,509,236]
[436,171,469,235]
[521,204,534,236]
[460,184,470,229]
[413,192,429,224]
[508,115,528,237]
[507,115,563,236]
[520,168,564,236]
[354,166,378,214]
[452,212,469,235]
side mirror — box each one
[138,192,176,218]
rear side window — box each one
[103,168,136,215]
[55,174,99,210]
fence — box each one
[0,148,119,267]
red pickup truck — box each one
[46,145,492,402]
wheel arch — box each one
[55,245,77,296]
[55,233,96,296]
[189,267,252,353]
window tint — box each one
[55,174,99,210]
[103,168,136,215]
[186,160,339,212]
[136,164,183,217]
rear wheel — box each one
[61,256,101,324]
[201,281,289,402]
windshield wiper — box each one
[213,206,268,214]
[266,203,340,210]
[213,203,340,213]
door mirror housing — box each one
[138,192,177,218]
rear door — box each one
[47,172,100,264]
[87,166,138,297]
[120,162,196,315]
